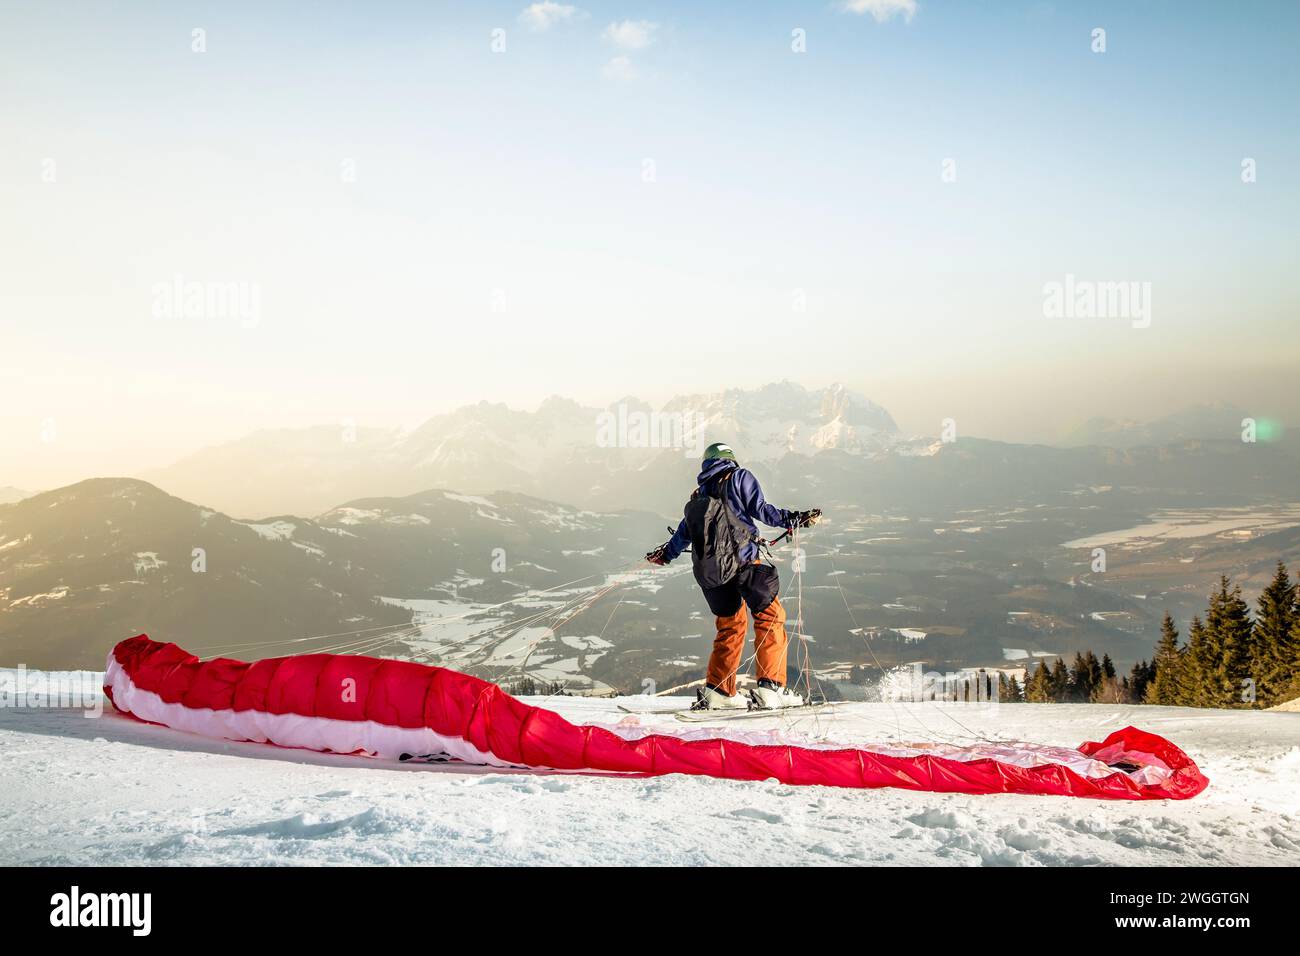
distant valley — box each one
[4,384,1297,691]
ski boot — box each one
[748,678,806,711]
[691,684,752,711]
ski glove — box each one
[788,509,822,529]
[645,543,670,566]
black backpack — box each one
[683,471,758,589]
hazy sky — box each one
[2,0,1297,489]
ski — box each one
[618,702,839,722]
[617,703,693,716]
[673,702,838,722]
[616,702,756,717]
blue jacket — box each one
[662,460,792,564]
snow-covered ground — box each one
[2,686,1298,866]
[1061,504,1300,549]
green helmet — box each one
[703,442,737,462]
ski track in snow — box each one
[1,694,1297,867]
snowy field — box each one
[2,685,1298,867]
[1061,504,1300,549]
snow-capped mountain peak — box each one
[144,382,904,516]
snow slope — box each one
[1,684,1297,866]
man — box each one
[646,442,821,711]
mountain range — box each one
[142,382,906,518]
[1059,403,1259,449]
[141,383,1295,519]
[4,383,1297,677]
[0,478,662,669]
[0,488,29,506]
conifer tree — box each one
[1049,657,1070,702]
[997,672,1022,703]
[1007,673,1023,702]
[1067,651,1088,701]
[1206,576,1254,707]
[1081,655,1102,691]
[1254,562,1297,706]
[1127,659,1153,703]
[1181,615,1212,707]
[1101,653,1117,681]
[1088,652,1121,703]
[1286,613,1300,704]
[1084,650,1103,700]
[1025,660,1051,702]
[1146,612,1184,705]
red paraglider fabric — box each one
[104,635,1208,800]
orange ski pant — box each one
[703,563,788,696]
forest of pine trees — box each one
[1014,562,1299,709]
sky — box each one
[2,0,1298,489]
